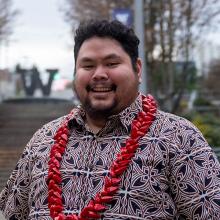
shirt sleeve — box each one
[169,120,220,219]
[0,115,67,220]
[0,130,39,220]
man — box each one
[0,20,220,220]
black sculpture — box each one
[15,64,58,96]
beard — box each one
[83,96,118,120]
[74,83,119,120]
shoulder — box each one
[155,110,202,134]
[151,110,209,148]
[31,116,66,140]
[26,109,76,150]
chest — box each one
[29,134,176,219]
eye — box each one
[107,62,119,67]
[83,65,94,70]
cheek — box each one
[74,73,88,89]
[114,72,138,90]
[73,76,88,99]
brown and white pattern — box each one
[1,94,220,219]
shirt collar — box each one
[116,93,143,132]
[67,106,86,129]
[68,93,144,133]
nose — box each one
[92,66,108,81]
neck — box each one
[85,114,108,134]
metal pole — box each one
[134,0,147,94]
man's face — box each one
[74,36,142,118]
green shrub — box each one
[193,97,212,106]
[185,112,220,147]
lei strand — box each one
[48,95,157,220]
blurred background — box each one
[0,0,220,193]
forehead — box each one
[77,37,128,61]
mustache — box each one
[86,84,117,92]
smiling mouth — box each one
[86,85,116,92]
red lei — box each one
[48,95,157,220]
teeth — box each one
[92,87,112,92]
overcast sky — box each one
[1,0,220,80]
[1,0,74,79]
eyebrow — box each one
[103,54,121,61]
[78,57,93,63]
[79,54,121,63]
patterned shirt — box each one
[1,94,220,220]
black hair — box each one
[74,19,140,72]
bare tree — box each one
[61,0,220,112]
[144,0,220,112]
[61,0,133,32]
[0,0,18,42]
[203,59,220,100]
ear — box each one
[136,58,142,83]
